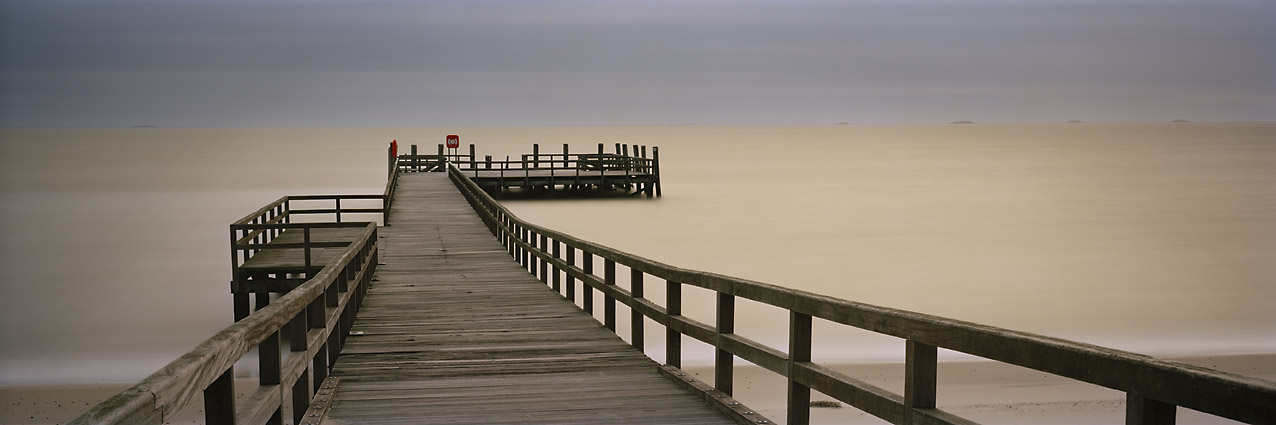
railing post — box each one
[303,227,312,278]
[604,259,616,332]
[788,312,812,425]
[583,252,594,314]
[716,292,734,396]
[533,144,540,168]
[259,329,283,425]
[905,340,938,423]
[666,279,681,368]
[469,144,475,170]
[539,234,549,284]
[260,330,281,385]
[652,146,662,197]
[526,229,534,274]
[289,311,308,425]
[1127,394,1176,425]
[310,296,328,391]
[411,144,418,172]
[522,154,530,188]
[516,225,525,266]
[552,240,562,293]
[631,268,644,352]
[505,217,515,258]
[562,143,569,169]
[291,369,309,425]
[335,197,342,223]
[204,367,236,425]
[566,245,576,302]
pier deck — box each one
[322,172,736,424]
[238,227,368,273]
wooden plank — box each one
[323,172,740,424]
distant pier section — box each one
[392,141,662,197]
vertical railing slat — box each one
[539,234,548,285]
[716,293,735,396]
[204,367,236,425]
[566,245,576,303]
[631,268,644,352]
[583,252,594,314]
[905,340,938,423]
[552,240,562,293]
[1127,394,1177,425]
[787,312,812,425]
[259,330,283,425]
[604,260,616,332]
[666,279,681,368]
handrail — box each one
[446,163,1276,425]
[383,155,399,225]
[74,222,378,425]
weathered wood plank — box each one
[323,172,740,424]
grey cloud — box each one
[3,0,1273,126]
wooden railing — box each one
[73,220,378,425]
[397,142,662,197]
[383,155,399,225]
[393,143,657,175]
[447,163,1276,425]
[228,194,385,321]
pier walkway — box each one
[322,172,735,424]
[75,143,1274,425]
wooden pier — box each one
[317,172,741,424]
[397,143,662,197]
[76,144,1275,425]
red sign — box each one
[446,135,460,149]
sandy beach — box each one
[4,354,1270,425]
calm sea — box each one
[1,123,1273,385]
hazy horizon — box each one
[3,0,1274,128]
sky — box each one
[2,0,1274,127]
